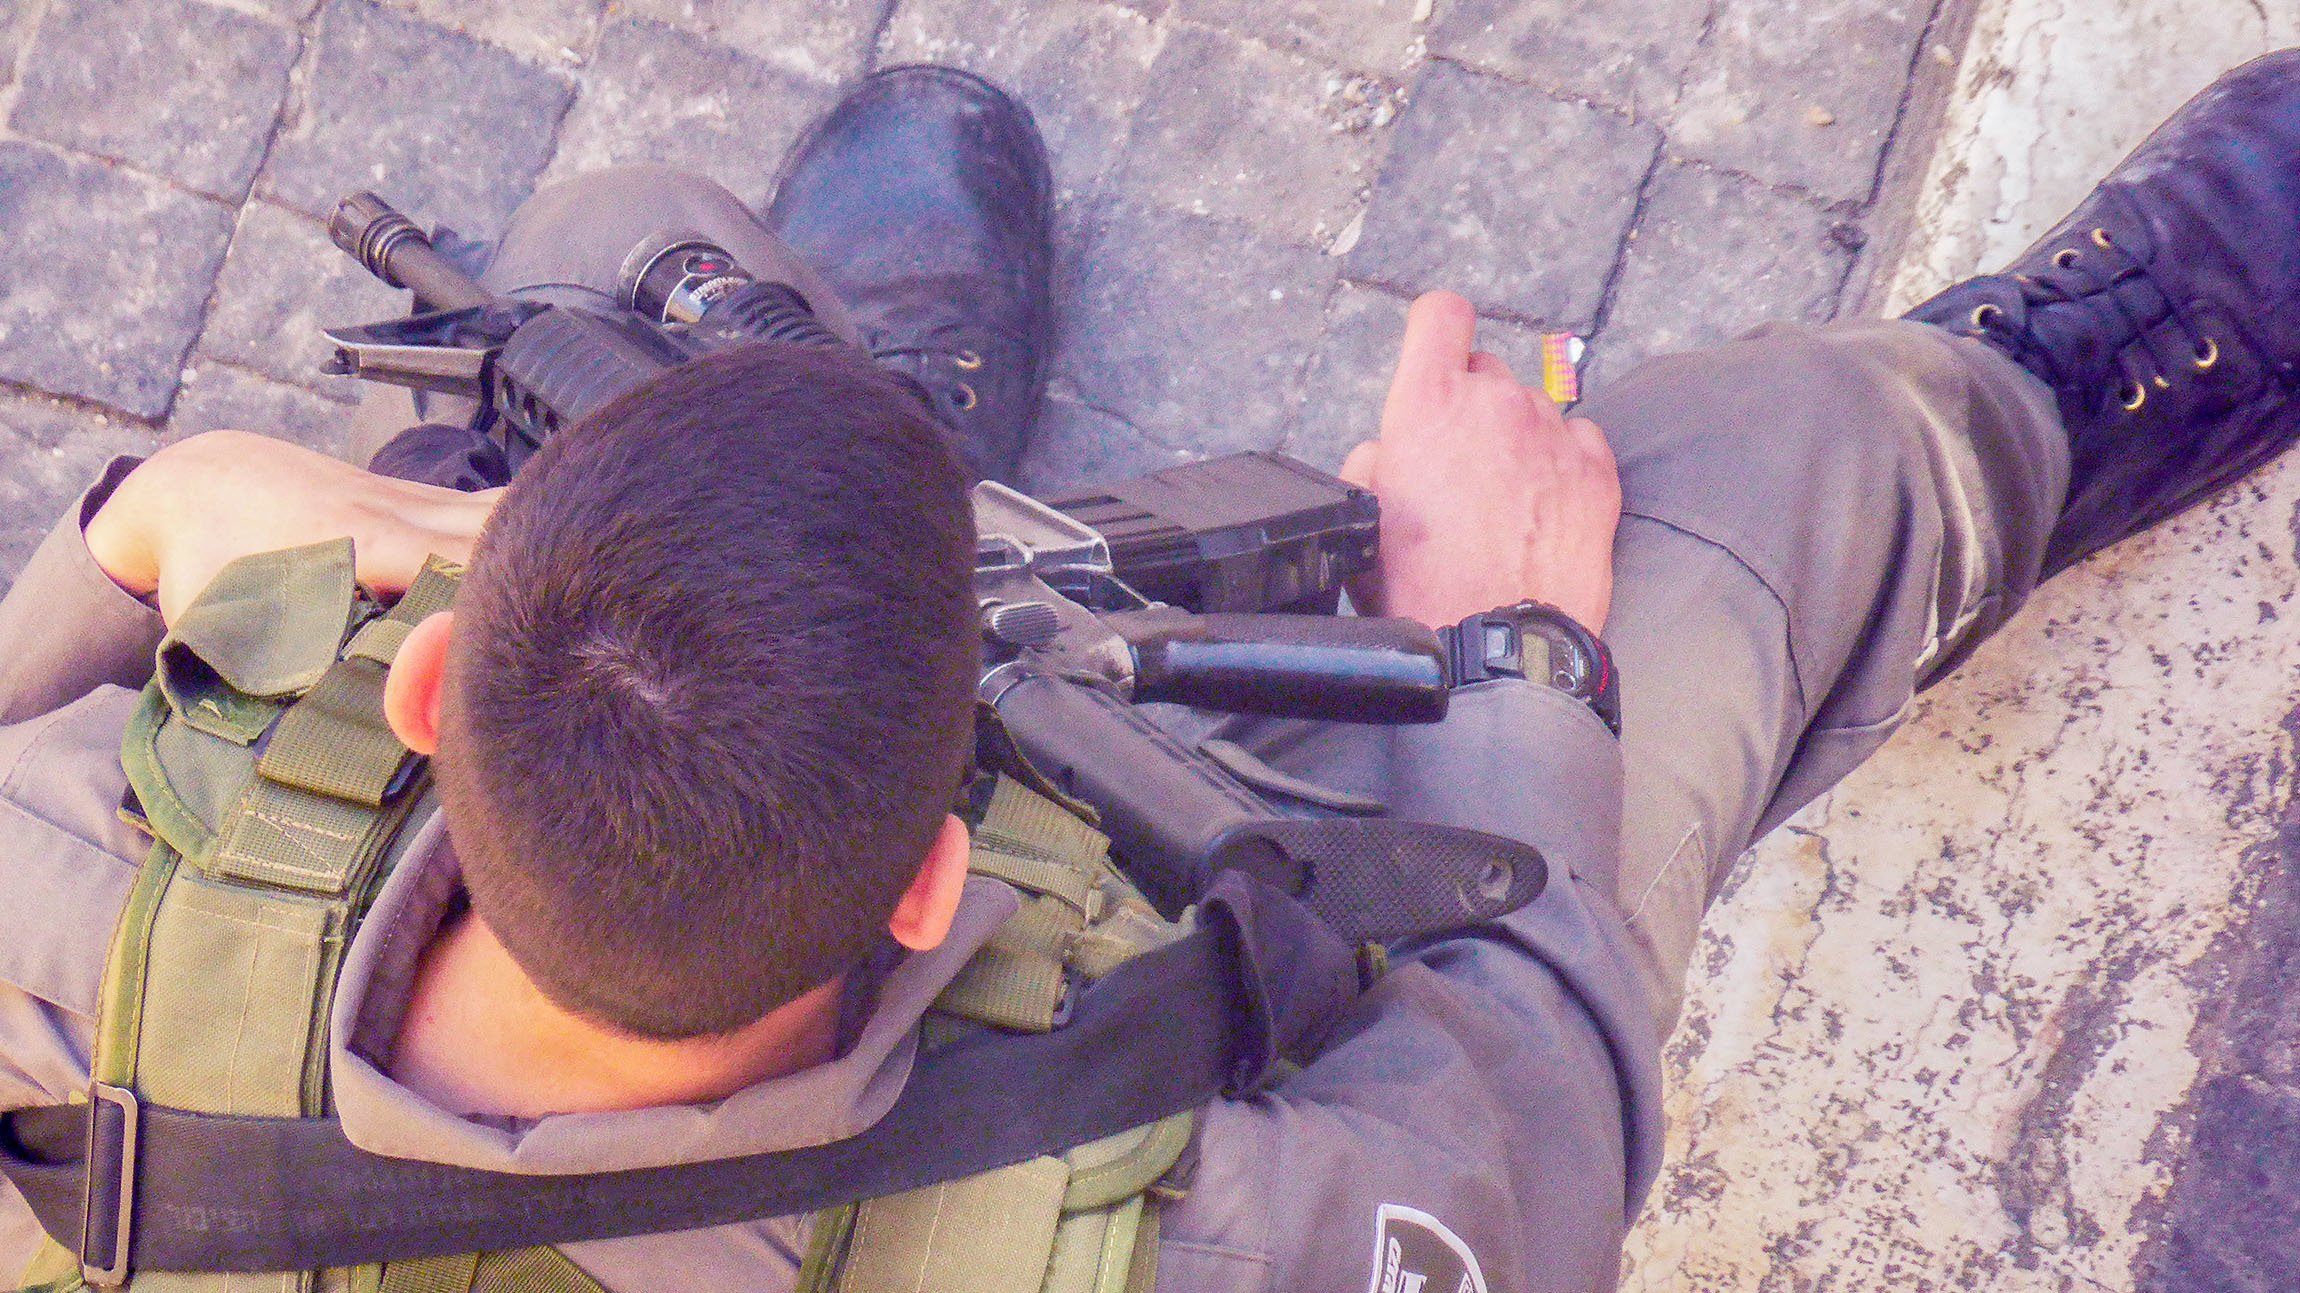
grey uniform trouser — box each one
[363,168,2072,1031]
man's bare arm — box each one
[83,431,498,623]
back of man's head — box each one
[434,341,978,1040]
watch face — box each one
[1518,630,1559,688]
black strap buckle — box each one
[80,1083,140,1287]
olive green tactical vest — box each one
[14,541,1190,1293]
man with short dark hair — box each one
[3,53,2298,1293]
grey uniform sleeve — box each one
[0,457,165,726]
[0,682,148,1281]
[1149,684,1665,1293]
[0,461,161,1279]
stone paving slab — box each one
[0,142,235,419]
[167,362,359,459]
[1105,23,1392,250]
[542,18,836,211]
[11,0,300,200]
[1052,197,1337,459]
[612,0,885,85]
[1172,0,1428,77]
[383,0,603,68]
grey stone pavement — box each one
[6,0,2297,1290]
[0,0,1945,564]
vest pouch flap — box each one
[159,540,359,742]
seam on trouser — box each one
[0,704,74,800]
[1619,508,1811,721]
[1624,822,1705,925]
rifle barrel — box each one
[329,192,497,314]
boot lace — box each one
[1967,228,2221,414]
[871,320,1025,417]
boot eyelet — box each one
[2153,375,2171,390]
[2195,337,2219,371]
[954,349,984,371]
[2053,248,2081,268]
[2091,227,2115,250]
[1970,303,2003,329]
[2119,378,2147,412]
[953,383,979,411]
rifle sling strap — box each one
[0,869,1363,1278]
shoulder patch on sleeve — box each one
[1367,1203,1489,1293]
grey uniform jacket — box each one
[0,463,1665,1293]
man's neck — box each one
[387,911,846,1119]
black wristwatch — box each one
[1437,600,1621,736]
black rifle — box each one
[322,192,1536,925]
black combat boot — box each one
[1906,51,2300,575]
[765,65,1054,483]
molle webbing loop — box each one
[378,1248,601,1293]
[820,776,1192,1293]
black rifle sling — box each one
[0,870,1368,1278]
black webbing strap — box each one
[0,871,1367,1278]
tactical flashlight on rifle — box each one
[322,192,1543,930]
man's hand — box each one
[84,430,499,623]
[1340,291,1622,633]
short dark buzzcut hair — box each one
[434,341,979,1040]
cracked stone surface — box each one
[10,0,300,199]
[13,2,2296,1289]
[1346,60,1658,329]
[259,0,572,241]
[1586,160,1859,388]
[1668,0,1934,204]
[1429,0,1712,120]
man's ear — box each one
[887,815,972,953]
[383,612,455,756]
